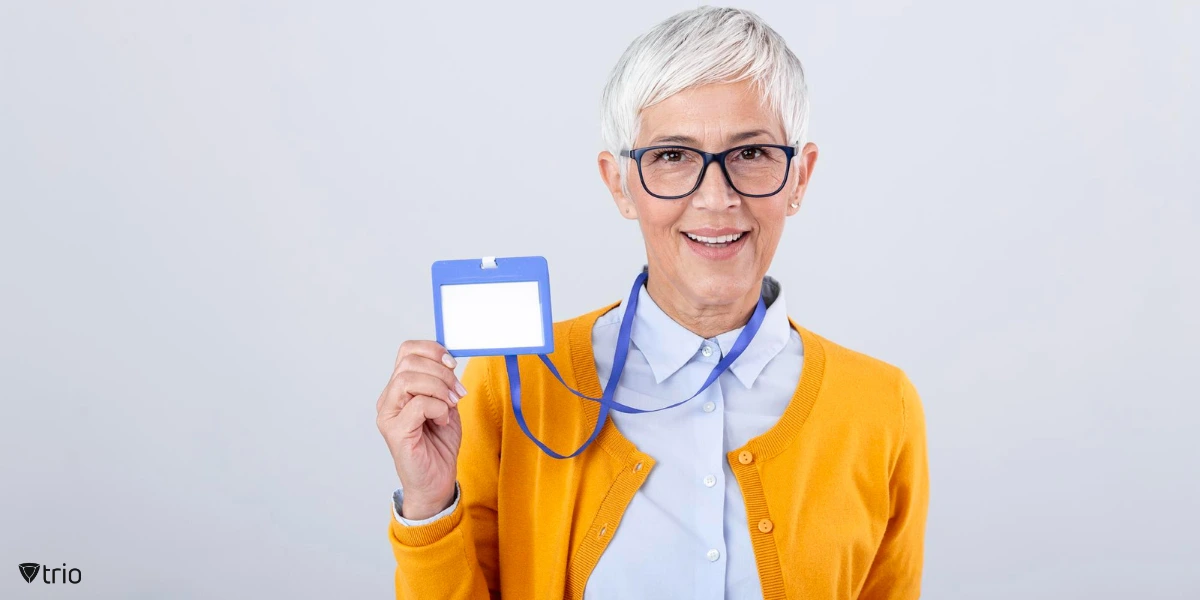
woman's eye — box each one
[739,147,763,160]
[656,151,682,162]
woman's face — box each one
[599,80,818,317]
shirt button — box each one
[706,549,720,562]
[758,518,774,533]
[702,401,716,413]
[738,450,754,465]
[703,474,716,487]
[700,344,713,357]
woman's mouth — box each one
[681,230,750,260]
[684,231,744,246]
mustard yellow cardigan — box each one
[389,301,929,599]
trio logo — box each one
[18,562,82,584]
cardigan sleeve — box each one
[389,355,502,600]
[858,371,930,599]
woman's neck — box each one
[643,272,760,339]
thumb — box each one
[396,395,451,436]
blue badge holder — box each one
[431,256,554,358]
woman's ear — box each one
[787,142,819,216]
[598,151,638,220]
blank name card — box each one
[431,257,554,357]
[440,281,544,349]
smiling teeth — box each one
[685,232,743,244]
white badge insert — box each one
[440,280,545,350]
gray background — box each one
[1,0,1196,598]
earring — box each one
[789,203,799,208]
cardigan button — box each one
[634,461,643,472]
[738,450,754,465]
[758,518,774,533]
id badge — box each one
[431,256,554,357]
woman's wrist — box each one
[400,490,456,521]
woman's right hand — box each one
[376,340,467,521]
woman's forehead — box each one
[637,81,786,146]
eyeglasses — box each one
[620,143,797,200]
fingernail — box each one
[442,353,457,369]
[455,382,467,397]
[448,390,460,404]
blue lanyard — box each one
[503,271,767,459]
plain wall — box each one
[2,0,1197,597]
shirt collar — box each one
[615,275,792,388]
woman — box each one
[376,6,929,599]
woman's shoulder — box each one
[791,322,921,413]
[804,326,906,379]
[555,301,623,341]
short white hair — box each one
[599,6,810,196]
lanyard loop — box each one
[504,271,767,459]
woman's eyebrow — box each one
[649,134,701,145]
[648,129,777,147]
[727,129,775,144]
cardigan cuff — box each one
[389,485,466,547]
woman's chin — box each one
[683,273,761,305]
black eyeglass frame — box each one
[619,143,797,200]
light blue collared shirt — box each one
[582,278,801,600]
[393,278,802,600]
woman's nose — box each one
[690,161,741,210]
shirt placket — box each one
[694,338,728,600]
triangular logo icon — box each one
[19,563,41,583]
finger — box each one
[433,407,452,427]
[379,367,430,417]
[392,371,459,408]
[397,395,451,435]
[396,353,466,399]
[396,340,457,370]
[377,375,411,417]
